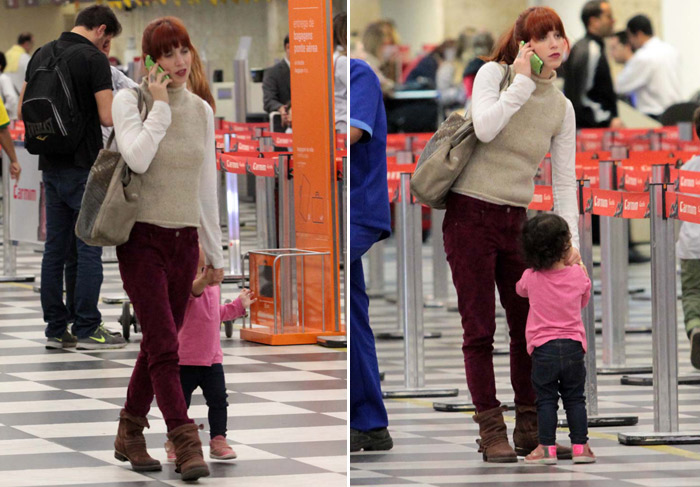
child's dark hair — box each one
[521,214,571,270]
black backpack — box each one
[22,42,88,155]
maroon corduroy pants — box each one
[443,192,537,412]
[117,222,199,431]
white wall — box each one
[662,0,700,99]
[380,0,445,56]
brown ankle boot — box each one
[167,423,210,481]
[473,406,517,463]
[114,409,162,472]
[513,404,572,460]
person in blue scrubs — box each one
[349,58,393,452]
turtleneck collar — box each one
[531,69,557,86]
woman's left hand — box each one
[566,246,582,266]
[206,266,224,286]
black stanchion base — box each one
[618,431,700,445]
[385,294,398,304]
[375,331,442,340]
[424,299,445,309]
[102,295,129,304]
[594,325,653,334]
[383,388,459,399]
[593,286,645,296]
[558,415,638,428]
[632,292,682,302]
[32,285,40,293]
[0,275,35,283]
[316,335,346,348]
[597,366,653,375]
[101,257,118,264]
[222,274,247,284]
[379,371,385,381]
[621,374,700,386]
[366,290,386,299]
[433,401,515,412]
[493,347,510,355]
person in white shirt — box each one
[4,33,33,96]
[677,108,700,370]
[0,53,19,119]
[615,15,682,119]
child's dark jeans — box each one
[531,339,588,445]
[180,363,229,439]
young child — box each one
[165,248,255,461]
[677,107,700,370]
[515,214,595,465]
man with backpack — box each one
[18,5,126,350]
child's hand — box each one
[238,288,257,308]
[579,261,589,277]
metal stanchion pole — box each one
[598,160,651,374]
[255,137,277,249]
[383,172,457,399]
[556,180,637,428]
[424,208,448,308]
[619,169,700,445]
[0,146,35,283]
[376,152,441,340]
[278,154,294,329]
[223,134,243,282]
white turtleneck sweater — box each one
[452,61,579,249]
[112,83,224,269]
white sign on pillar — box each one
[3,146,43,245]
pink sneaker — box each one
[524,444,557,465]
[164,440,176,463]
[209,435,237,460]
[572,443,596,463]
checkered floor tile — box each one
[0,203,347,487]
[351,235,700,487]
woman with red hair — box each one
[110,17,222,481]
[442,6,580,463]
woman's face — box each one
[156,44,192,87]
[529,30,567,71]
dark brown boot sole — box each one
[114,450,163,472]
[483,451,518,463]
[181,466,210,481]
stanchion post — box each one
[255,138,277,249]
[618,169,700,445]
[578,179,598,416]
[382,172,457,399]
[650,165,678,432]
[224,134,243,279]
[598,160,649,374]
[365,241,385,298]
[424,208,448,308]
[278,154,295,328]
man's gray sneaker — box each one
[77,323,128,350]
[46,330,78,350]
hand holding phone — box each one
[144,55,170,80]
[519,41,543,75]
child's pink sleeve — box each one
[515,269,530,298]
[220,297,246,322]
[581,268,592,309]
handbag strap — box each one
[105,87,148,149]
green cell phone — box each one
[520,41,544,75]
[144,54,170,80]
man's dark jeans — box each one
[41,167,103,339]
[531,339,588,445]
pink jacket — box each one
[178,286,246,366]
[516,265,591,355]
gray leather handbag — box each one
[75,88,147,246]
[410,64,511,209]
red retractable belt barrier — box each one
[262,131,294,147]
[247,157,276,177]
[589,188,650,219]
[529,185,553,211]
[220,121,269,133]
[219,153,249,174]
[677,170,700,195]
[666,191,700,224]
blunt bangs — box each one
[523,7,567,42]
[142,17,193,60]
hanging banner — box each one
[667,192,700,224]
[288,0,341,333]
[678,170,700,195]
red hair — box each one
[142,17,215,112]
[484,7,569,64]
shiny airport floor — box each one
[351,236,700,487]
[0,202,347,487]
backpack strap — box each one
[105,87,148,149]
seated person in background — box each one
[462,31,494,104]
[262,35,291,131]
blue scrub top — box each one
[349,59,391,239]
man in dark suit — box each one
[263,35,291,131]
